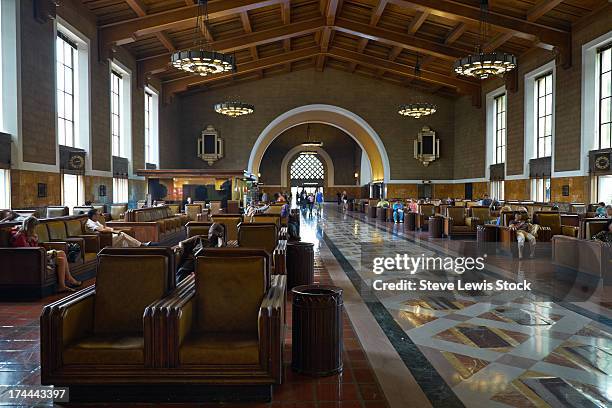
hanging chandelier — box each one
[302,124,323,148]
[398,102,437,119]
[214,100,254,117]
[453,0,516,79]
[398,56,437,119]
[171,0,236,76]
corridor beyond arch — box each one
[247,104,389,183]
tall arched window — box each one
[290,153,324,180]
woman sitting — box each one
[592,219,612,244]
[10,216,81,293]
[509,207,539,259]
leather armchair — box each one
[416,204,436,230]
[36,221,87,265]
[186,204,204,222]
[580,218,609,240]
[468,206,495,226]
[211,214,242,242]
[41,250,176,385]
[186,221,214,239]
[238,223,286,275]
[109,204,128,220]
[533,211,579,241]
[443,207,476,238]
[46,206,69,218]
[159,248,285,386]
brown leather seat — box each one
[185,204,203,222]
[443,207,476,238]
[416,204,435,230]
[211,214,242,242]
[46,206,69,218]
[533,211,579,241]
[41,251,175,384]
[238,223,286,274]
[161,248,285,385]
[185,221,214,238]
[109,204,128,220]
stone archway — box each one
[248,104,389,183]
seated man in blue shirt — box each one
[392,200,404,223]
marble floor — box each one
[307,204,612,408]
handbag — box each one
[66,242,82,263]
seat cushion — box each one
[63,334,144,365]
[83,252,97,263]
[65,219,83,236]
[238,225,277,255]
[47,221,67,240]
[179,332,259,365]
[451,225,472,232]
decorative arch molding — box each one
[248,104,389,182]
[280,146,334,188]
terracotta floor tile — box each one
[316,383,360,401]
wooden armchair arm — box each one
[70,234,100,253]
[444,217,453,236]
[536,226,552,242]
[258,275,287,384]
[0,247,46,281]
[465,217,482,229]
[273,240,287,275]
[40,287,95,381]
[41,241,69,252]
[147,275,195,368]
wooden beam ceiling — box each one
[75,0,596,97]
[139,17,324,74]
[101,0,285,45]
[387,0,569,48]
[163,46,320,95]
[527,0,564,22]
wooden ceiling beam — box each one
[406,9,429,35]
[326,46,479,94]
[444,22,466,45]
[387,0,569,48]
[140,17,324,74]
[163,46,320,95]
[370,0,389,26]
[334,18,467,61]
[527,0,564,22]
[124,0,176,52]
[101,0,284,45]
[482,32,514,53]
[325,0,340,25]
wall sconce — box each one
[354,172,359,178]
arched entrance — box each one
[248,104,389,183]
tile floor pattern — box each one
[0,246,390,407]
[315,206,612,408]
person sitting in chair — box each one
[509,207,539,259]
[392,200,404,223]
[595,202,608,218]
[245,201,270,221]
[85,209,149,247]
[176,223,225,282]
[592,219,612,244]
[10,216,81,293]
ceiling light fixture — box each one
[214,100,254,117]
[453,0,516,79]
[398,56,437,119]
[302,124,323,148]
[171,0,236,77]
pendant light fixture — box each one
[398,56,437,119]
[171,0,236,77]
[301,124,322,154]
[214,100,255,117]
[453,0,517,79]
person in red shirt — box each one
[10,216,80,293]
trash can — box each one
[376,207,387,221]
[291,285,343,376]
[406,212,417,231]
[428,216,444,238]
[286,242,314,290]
